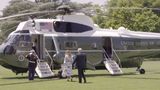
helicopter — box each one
[0,6,160,76]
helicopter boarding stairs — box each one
[103,50,123,75]
[35,49,55,78]
[36,60,54,78]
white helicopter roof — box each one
[14,14,160,39]
[16,14,95,33]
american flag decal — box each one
[40,22,53,32]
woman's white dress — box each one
[62,55,73,77]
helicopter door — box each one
[31,34,44,59]
[102,37,112,58]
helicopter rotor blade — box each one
[0,10,64,21]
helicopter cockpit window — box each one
[64,41,77,49]
[53,21,93,33]
[12,30,31,47]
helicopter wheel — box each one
[139,68,145,74]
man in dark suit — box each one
[73,48,87,83]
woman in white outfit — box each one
[63,50,73,81]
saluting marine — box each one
[26,50,38,80]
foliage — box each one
[35,0,70,4]
[0,0,35,41]
[3,0,37,16]
[0,20,20,39]
[93,0,160,32]
[36,0,60,3]
[105,9,160,32]
[38,2,59,11]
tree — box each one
[132,10,160,32]
[94,0,160,32]
[1,0,37,40]
[35,0,70,4]
[0,20,20,41]
[35,0,59,3]
[3,0,37,16]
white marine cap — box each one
[77,48,82,52]
[30,50,35,53]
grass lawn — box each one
[0,61,160,90]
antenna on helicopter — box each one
[29,15,36,28]
[57,5,72,15]
[29,15,36,27]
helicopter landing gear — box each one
[136,66,145,74]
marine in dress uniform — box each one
[26,50,38,80]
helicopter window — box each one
[4,35,20,44]
[91,43,97,49]
[64,41,77,49]
[13,30,31,47]
[18,35,31,47]
[53,21,92,33]
[40,22,53,32]
[3,30,31,46]
[15,30,30,33]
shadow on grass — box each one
[0,77,93,86]
[83,71,160,80]
[116,76,160,80]
[113,72,160,80]
[1,76,28,79]
[84,72,137,77]
[1,71,137,80]
[153,72,160,74]
[0,78,59,86]
[84,72,160,80]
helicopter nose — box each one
[0,44,5,58]
[1,45,16,55]
[0,45,4,54]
